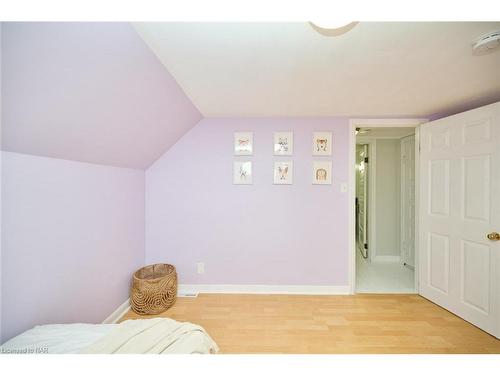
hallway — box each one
[356,248,415,293]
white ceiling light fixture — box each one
[309,21,358,37]
[472,30,500,55]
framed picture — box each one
[312,132,332,156]
[234,132,253,155]
[312,160,332,185]
[273,161,293,184]
[274,132,293,156]
[233,161,252,184]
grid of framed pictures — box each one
[233,131,333,185]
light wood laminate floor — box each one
[121,294,500,354]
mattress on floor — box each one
[1,318,219,354]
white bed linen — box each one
[1,323,116,354]
[80,318,219,354]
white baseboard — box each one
[373,256,401,263]
[102,298,131,324]
[178,284,350,295]
[103,286,350,322]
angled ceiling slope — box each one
[1,22,202,169]
[134,22,500,118]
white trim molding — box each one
[178,284,350,295]
[101,285,350,324]
[348,121,356,294]
[102,298,131,324]
[350,118,428,127]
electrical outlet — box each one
[196,262,205,274]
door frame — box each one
[348,118,428,294]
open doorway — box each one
[354,127,417,293]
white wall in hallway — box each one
[374,139,401,259]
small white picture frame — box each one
[273,161,293,185]
[312,131,332,156]
[274,132,293,156]
[234,132,253,155]
[233,161,252,184]
[312,160,332,185]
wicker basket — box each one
[130,263,177,315]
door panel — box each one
[419,101,500,338]
[461,240,490,313]
[464,120,491,144]
[429,159,450,216]
[428,232,450,294]
[463,155,490,221]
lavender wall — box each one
[1,152,145,342]
[1,22,202,169]
[0,23,3,342]
[146,118,349,286]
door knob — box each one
[487,232,500,241]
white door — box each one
[419,102,500,338]
[401,135,415,268]
[357,144,369,258]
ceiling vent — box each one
[472,31,500,54]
